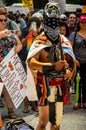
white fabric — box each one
[26,42,51,101]
[26,33,75,101]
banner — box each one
[0,48,26,109]
[22,0,34,8]
[82,6,86,13]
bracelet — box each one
[42,65,55,72]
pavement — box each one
[0,94,86,130]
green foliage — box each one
[2,0,22,6]
[66,0,81,4]
[2,0,81,6]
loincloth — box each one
[36,71,67,104]
[36,71,67,126]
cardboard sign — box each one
[0,48,26,109]
[82,6,86,13]
[22,0,34,8]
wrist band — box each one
[42,65,55,72]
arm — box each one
[0,29,10,39]
[13,35,23,53]
[64,56,76,81]
[28,51,69,73]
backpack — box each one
[5,118,34,130]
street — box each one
[0,94,86,130]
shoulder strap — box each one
[73,31,77,48]
[74,31,77,43]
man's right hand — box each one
[55,60,69,71]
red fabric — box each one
[37,72,67,105]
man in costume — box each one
[26,1,76,130]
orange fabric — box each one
[0,115,3,127]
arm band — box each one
[42,65,55,72]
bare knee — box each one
[40,121,48,128]
[38,118,48,129]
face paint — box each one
[44,2,60,18]
[44,2,61,43]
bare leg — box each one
[3,87,13,108]
[50,124,60,130]
[22,96,29,113]
[36,106,49,130]
[3,87,16,119]
[31,101,38,112]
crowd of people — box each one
[0,1,86,130]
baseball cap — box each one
[78,15,86,22]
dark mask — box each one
[44,1,60,43]
[44,17,60,43]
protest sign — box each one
[22,0,34,8]
[0,48,26,109]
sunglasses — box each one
[0,19,7,22]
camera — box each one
[9,30,17,34]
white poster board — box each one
[0,48,26,109]
[0,82,3,97]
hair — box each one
[7,13,16,21]
[68,12,76,18]
[0,6,7,14]
[0,13,7,19]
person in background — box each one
[15,11,28,37]
[0,5,22,110]
[67,13,77,35]
[26,2,76,130]
[21,16,42,113]
[0,6,21,38]
[69,14,86,110]
[0,13,22,119]
[59,22,69,38]
[59,22,73,104]
[24,9,33,25]
[76,8,82,19]
[32,12,44,33]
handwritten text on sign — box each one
[0,48,26,109]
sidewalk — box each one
[0,95,86,130]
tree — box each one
[2,0,22,6]
[0,0,4,5]
[3,0,83,6]
[66,0,80,4]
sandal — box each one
[31,107,38,112]
[22,107,29,113]
[8,108,17,119]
